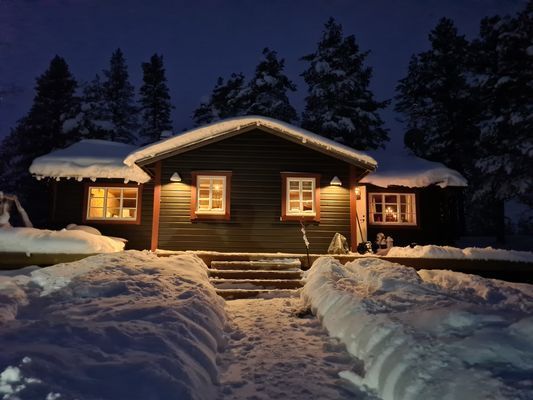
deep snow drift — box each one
[302,257,533,400]
[387,244,533,263]
[0,227,125,254]
[0,251,226,400]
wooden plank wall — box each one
[157,129,360,253]
[52,179,154,250]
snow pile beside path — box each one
[388,244,533,263]
[0,251,227,400]
[0,227,124,254]
[302,257,533,400]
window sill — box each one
[280,214,319,222]
[85,219,141,225]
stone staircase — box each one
[208,259,304,300]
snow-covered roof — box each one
[29,139,151,183]
[361,149,467,188]
[124,116,378,169]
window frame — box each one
[368,192,417,226]
[190,171,232,221]
[280,172,321,222]
[83,183,142,225]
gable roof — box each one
[29,139,151,183]
[360,148,467,188]
[124,116,378,170]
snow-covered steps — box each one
[208,269,302,280]
[207,258,304,299]
[215,289,300,300]
[210,259,302,271]
[211,278,303,290]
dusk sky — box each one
[0,0,525,146]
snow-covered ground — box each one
[387,244,533,263]
[0,251,226,400]
[217,297,376,400]
[302,257,533,400]
[0,227,125,254]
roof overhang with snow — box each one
[360,149,468,188]
[29,139,151,183]
[124,116,378,171]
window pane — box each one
[199,189,210,199]
[375,204,382,213]
[384,195,396,204]
[90,198,104,208]
[289,181,299,190]
[199,179,210,189]
[123,199,137,208]
[89,207,104,218]
[399,195,407,204]
[289,201,300,211]
[289,191,300,201]
[90,188,105,198]
[302,181,313,190]
[302,191,313,201]
[302,200,313,211]
[198,199,210,210]
[373,213,383,222]
[123,189,137,199]
[121,208,136,219]
[106,208,121,218]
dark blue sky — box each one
[0,0,525,147]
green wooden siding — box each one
[156,128,360,253]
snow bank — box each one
[360,148,467,188]
[0,227,124,254]
[302,257,533,400]
[0,251,227,400]
[387,244,533,263]
[125,116,377,169]
[29,139,151,183]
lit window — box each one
[281,173,320,221]
[191,172,232,220]
[196,176,226,214]
[86,186,139,222]
[369,193,416,225]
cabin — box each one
[29,116,467,253]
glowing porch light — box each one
[330,176,342,186]
[170,172,182,182]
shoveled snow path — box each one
[216,297,376,399]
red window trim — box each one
[280,172,321,222]
[190,171,232,221]
[82,182,143,225]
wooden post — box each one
[349,166,358,252]
[150,161,162,252]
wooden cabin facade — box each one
[35,117,467,253]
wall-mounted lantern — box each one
[330,176,342,186]
[170,172,182,182]
[355,187,361,200]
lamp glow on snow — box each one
[330,176,342,186]
[170,172,182,182]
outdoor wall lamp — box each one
[170,172,182,182]
[330,176,342,186]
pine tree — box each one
[301,18,389,150]
[101,48,138,142]
[247,48,297,123]
[395,18,478,175]
[471,3,533,206]
[192,73,249,125]
[66,74,114,140]
[0,56,79,221]
[139,54,173,143]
